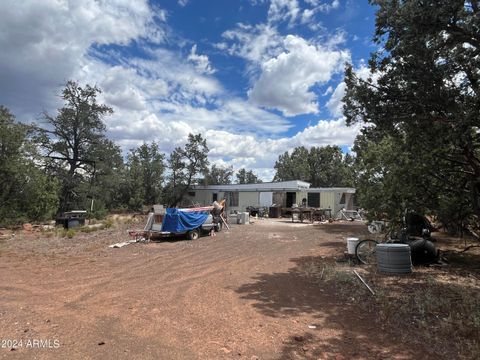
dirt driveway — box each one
[0,219,434,359]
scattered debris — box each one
[246,206,267,218]
[353,270,375,295]
[220,214,230,230]
[319,266,325,280]
[336,209,363,221]
[109,239,137,248]
[98,341,105,346]
[367,221,386,234]
[308,325,317,329]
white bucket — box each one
[346,237,360,255]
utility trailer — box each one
[133,203,225,241]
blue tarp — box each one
[161,208,209,233]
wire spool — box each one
[377,244,412,275]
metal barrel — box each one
[377,243,412,275]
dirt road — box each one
[0,219,429,359]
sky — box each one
[0,0,377,181]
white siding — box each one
[259,192,273,207]
[320,191,335,210]
[238,192,259,211]
[297,191,308,206]
[189,189,213,206]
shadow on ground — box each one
[234,254,474,359]
[443,250,480,271]
[318,223,370,236]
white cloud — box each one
[331,0,341,9]
[268,0,301,26]
[188,44,215,75]
[0,0,362,183]
[304,0,340,11]
[0,0,297,153]
[219,3,350,118]
[326,63,377,117]
[72,53,292,155]
[301,8,316,24]
[205,117,362,181]
[322,86,334,96]
[326,81,346,117]
[125,48,222,100]
[326,30,348,47]
[291,117,358,146]
[90,64,360,180]
[301,0,341,29]
[248,35,350,116]
[221,23,282,64]
[178,0,189,7]
[0,0,165,119]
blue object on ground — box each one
[161,208,209,232]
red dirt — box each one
[0,219,463,359]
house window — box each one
[188,191,195,197]
[212,193,218,202]
[340,193,346,204]
[226,191,239,207]
[307,193,320,208]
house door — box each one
[286,192,296,208]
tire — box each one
[187,229,200,241]
[356,239,379,265]
[215,222,222,232]
[409,239,438,265]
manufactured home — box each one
[186,180,355,215]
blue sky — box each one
[0,0,377,180]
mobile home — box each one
[187,180,355,215]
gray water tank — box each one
[377,244,412,275]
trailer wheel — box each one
[215,222,222,232]
[188,229,200,240]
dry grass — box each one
[296,255,480,359]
